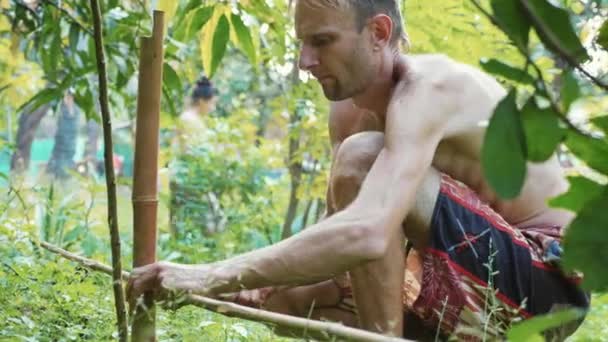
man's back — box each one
[329,53,573,228]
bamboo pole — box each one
[38,241,410,342]
[89,0,128,340]
[131,10,164,342]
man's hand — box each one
[126,261,216,312]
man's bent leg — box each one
[331,132,440,336]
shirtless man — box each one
[128,1,588,339]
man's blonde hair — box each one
[299,0,410,51]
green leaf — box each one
[521,99,564,162]
[563,187,608,291]
[163,62,181,92]
[479,58,535,85]
[549,176,604,212]
[507,308,585,341]
[68,24,80,54]
[490,0,530,48]
[597,19,608,51]
[561,71,580,113]
[17,87,62,113]
[230,13,256,66]
[188,6,215,41]
[482,90,527,199]
[591,115,608,135]
[564,132,608,175]
[209,15,230,78]
[523,0,589,63]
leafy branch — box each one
[470,0,593,138]
[42,0,94,36]
[520,0,607,91]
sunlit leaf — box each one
[480,58,534,85]
[507,308,586,341]
[188,6,215,41]
[565,132,608,175]
[208,14,230,78]
[549,176,603,213]
[482,90,527,199]
[230,13,256,66]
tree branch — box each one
[519,0,608,91]
[37,241,410,342]
[470,0,597,139]
[88,0,128,340]
[42,0,94,37]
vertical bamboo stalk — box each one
[131,11,164,342]
[89,0,128,340]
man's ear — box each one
[368,14,393,49]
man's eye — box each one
[312,37,331,47]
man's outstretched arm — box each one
[127,64,449,311]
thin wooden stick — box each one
[88,0,128,340]
[132,10,165,342]
[38,241,410,342]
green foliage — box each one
[562,187,608,291]
[482,90,527,199]
[490,0,530,49]
[521,98,564,162]
[507,308,586,341]
[549,176,604,213]
[480,58,535,85]
[523,0,589,63]
[477,0,608,293]
[598,19,608,51]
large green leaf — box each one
[163,62,181,93]
[480,58,534,85]
[549,176,604,213]
[561,71,580,113]
[188,6,215,41]
[482,90,527,199]
[230,13,256,66]
[563,187,608,291]
[564,132,608,175]
[490,0,530,49]
[522,0,589,63]
[208,14,230,77]
[507,308,585,341]
[521,99,564,162]
[597,19,608,51]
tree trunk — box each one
[281,58,302,240]
[46,94,80,179]
[10,103,51,173]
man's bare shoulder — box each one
[406,54,506,135]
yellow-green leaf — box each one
[230,13,256,66]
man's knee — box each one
[332,132,384,208]
[331,132,384,209]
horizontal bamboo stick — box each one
[37,241,411,342]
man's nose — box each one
[298,44,319,71]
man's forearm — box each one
[204,209,384,295]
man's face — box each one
[295,1,378,101]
